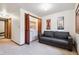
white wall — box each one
[0,21,4,32]
[42,10,75,38]
[11,17,20,44]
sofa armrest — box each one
[38,33,44,36]
[68,36,72,39]
[38,33,44,39]
[68,36,73,50]
[68,36,73,44]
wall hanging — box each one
[46,19,51,30]
[57,16,64,30]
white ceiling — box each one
[0,3,75,17]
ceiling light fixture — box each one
[40,3,52,11]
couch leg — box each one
[68,48,73,51]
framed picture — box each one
[57,16,64,30]
[46,19,51,30]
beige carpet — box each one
[0,39,77,55]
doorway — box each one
[0,17,11,39]
[25,14,42,44]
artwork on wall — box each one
[46,19,51,30]
[57,16,64,30]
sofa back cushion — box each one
[44,31,54,37]
[54,31,69,39]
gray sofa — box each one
[39,31,73,51]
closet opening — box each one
[25,14,42,44]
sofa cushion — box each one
[40,37,52,41]
[51,38,68,45]
[44,31,54,37]
[40,37,68,45]
[54,31,69,39]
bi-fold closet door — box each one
[25,14,42,44]
[29,16,38,42]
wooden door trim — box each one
[76,4,79,34]
[25,13,30,44]
[29,14,41,19]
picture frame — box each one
[57,16,64,30]
[46,19,51,30]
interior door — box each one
[5,19,8,38]
[38,19,42,36]
[5,18,11,39]
[7,18,11,39]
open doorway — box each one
[0,17,11,39]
